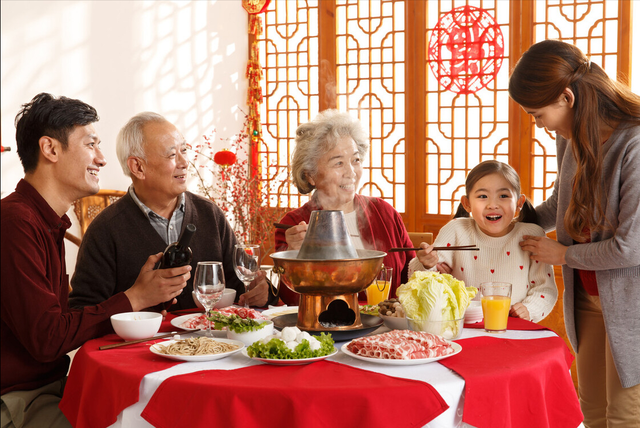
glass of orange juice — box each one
[365,266,393,306]
[480,282,512,333]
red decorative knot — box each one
[242,0,270,14]
[428,5,504,94]
[213,149,237,167]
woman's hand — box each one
[519,235,567,266]
[416,243,439,269]
[510,302,531,321]
[285,221,308,250]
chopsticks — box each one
[99,331,188,350]
[388,245,479,252]
[273,223,293,230]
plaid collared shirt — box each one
[128,186,185,245]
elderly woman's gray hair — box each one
[116,112,167,177]
[291,109,369,194]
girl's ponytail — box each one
[453,203,470,219]
[518,199,538,224]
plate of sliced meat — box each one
[341,330,462,365]
[171,307,270,332]
[172,313,207,331]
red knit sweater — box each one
[1,180,131,394]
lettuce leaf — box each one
[208,312,267,333]
[246,333,335,359]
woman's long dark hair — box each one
[509,40,640,241]
[453,160,537,224]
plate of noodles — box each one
[150,337,245,362]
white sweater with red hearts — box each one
[408,218,557,322]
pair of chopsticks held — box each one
[274,223,478,253]
[388,244,479,252]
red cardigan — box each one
[274,195,415,305]
[0,180,131,395]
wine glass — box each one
[233,244,260,308]
[193,261,225,337]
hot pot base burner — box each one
[317,300,355,327]
[272,313,383,342]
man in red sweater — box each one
[0,93,191,427]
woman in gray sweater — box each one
[509,40,640,428]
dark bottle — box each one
[160,224,196,268]
[159,224,196,309]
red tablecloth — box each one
[59,334,183,428]
[439,336,582,428]
[464,316,550,331]
[141,360,448,428]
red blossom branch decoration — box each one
[189,114,288,262]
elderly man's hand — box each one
[285,221,307,250]
[125,253,191,312]
[237,270,269,307]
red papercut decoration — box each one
[428,5,504,94]
[213,149,237,167]
[242,0,270,15]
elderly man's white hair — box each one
[116,112,167,177]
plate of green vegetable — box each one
[243,327,337,365]
[242,348,338,365]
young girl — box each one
[408,160,557,322]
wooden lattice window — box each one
[255,0,634,235]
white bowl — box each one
[192,288,237,310]
[226,320,274,346]
[215,288,237,308]
[407,317,464,340]
[111,312,162,341]
[380,315,409,330]
[464,300,483,324]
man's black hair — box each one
[15,92,99,173]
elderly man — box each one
[1,94,189,427]
[70,112,277,310]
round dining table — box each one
[59,313,584,428]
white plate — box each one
[241,347,338,365]
[261,306,299,318]
[171,313,205,331]
[150,338,245,362]
[171,314,226,337]
[340,341,462,366]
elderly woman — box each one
[275,110,415,306]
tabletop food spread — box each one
[60,215,583,428]
[60,300,583,428]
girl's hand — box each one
[416,243,438,269]
[510,302,531,321]
[519,235,567,266]
[436,262,453,274]
[284,221,308,250]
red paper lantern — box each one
[242,0,270,15]
[213,149,237,167]
[428,5,504,94]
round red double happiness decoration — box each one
[428,5,504,94]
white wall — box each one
[1,0,249,269]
